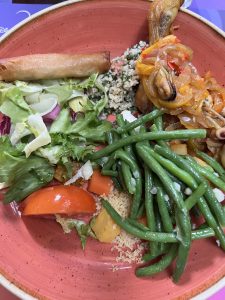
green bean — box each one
[103,198,217,243]
[111,177,123,191]
[173,208,192,282]
[185,156,225,226]
[138,125,149,144]
[154,178,174,233]
[116,109,164,134]
[116,115,137,195]
[154,145,225,249]
[101,170,118,177]
[116,115,136,159]
[102,132,118,175]
[114,149,142,219]
[195,206,225,231]
[117,163,127,191]
[102,199,178,243]
[137,145,186,212]
[154,112,163,131]
[106,132,114,145]
[148,147,196,188]
[191,228,215,240]
[127,218,149,231]
[89,129,206,160]
[186,156,225,193]
[166,171,186,193]
[196,150,225,181]
[134,223,215,241]
[185,183,207,211]
[136,144,191,282]
[136,244,178,277]
[142,244,171,262]
[102,154,115,171]
[151,123,168,148]
[121,163,136,194]
[136,203,145,219]
[144,166,158,256]
[154,206,165,253]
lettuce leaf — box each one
[78,120,112,142]
[55,214,96,250]
[15,81,43,95]
[45,86,72,106]
[24,114,51,157]
[3,156,54,204]
[0,86,32,123]
[6,87,31,112]
[0,136,54,203]
[0,100,30,123]
[3,157,54,204]
[50,108,71,133]
[50,107,111,143]
[36,145,63,164]
[67,112,96,134]
[0,136,24,183]
[10,123,31,145]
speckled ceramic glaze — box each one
[0,1,225,299]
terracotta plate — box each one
[0,1,225,299]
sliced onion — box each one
[64,161,93,186]
[25,92,41,104]
[29,93,58,116]
[121,110,137,123]
[43,104,61,122]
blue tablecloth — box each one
[0,0,225,36]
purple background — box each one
[0,0,224,299]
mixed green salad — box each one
[0,73,111,203]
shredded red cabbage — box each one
[43,104,61,123]
[0,115,11,135]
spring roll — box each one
[0,52,110,81]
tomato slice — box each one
[88,169,113,196]
[21,185,96,216]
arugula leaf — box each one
[93,79,108,115]
[50,133,94,161]
[74,73,98,90]
[55,215,96,250]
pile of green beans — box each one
[89,108,225,283]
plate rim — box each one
[0,0,224,299]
